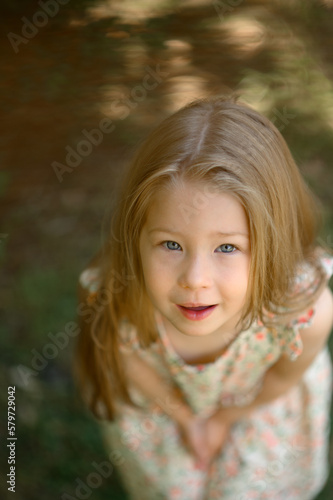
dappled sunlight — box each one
[165,75,210,112]
[123,41,149,76]
[85,0,173,23]
[222,16,266,56]
[238,63,333,132]
[98,84,132,119]
[164,39,192,68]
[99,38,195,120]
[64,0,333,139]
[302,69,333,130]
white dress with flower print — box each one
[79,255,333,500]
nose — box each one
[178,253,213,290]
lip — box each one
[176,304,217,321]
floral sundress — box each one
[79,255,333,500]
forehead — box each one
[144,179,249,236]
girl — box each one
[76,96,333,500]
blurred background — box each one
[1,0,333,498]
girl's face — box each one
[139,180,251,339]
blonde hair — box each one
[75,95,327,420]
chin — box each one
[174,323,214,337]
[182,330,212,337]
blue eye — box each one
[163,241,181,251]
[216,244,237,253]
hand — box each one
[203,412,230,467]
[178,412,230,469]
[178,414,209,468]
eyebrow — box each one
[148,228,249,238]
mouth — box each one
[176,304,217,321]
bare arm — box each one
[119,287,333,468]
[197,286,333,468]
[121,349,192,426]
[121,350,215,464]
[121,287,333,425]
[216,286,333,424]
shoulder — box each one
[287,249,333,342]
[272,286,333,381]
[269,250,333,379]
[290,249,333,298]
[292,247,333,344]
[299,286,333,348]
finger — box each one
[195,459,209,471]
[192,441,214,468]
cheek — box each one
[142,268,173,311]
[217,261,249,298]
[141,256,171,295]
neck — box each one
[157,312,243,365]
